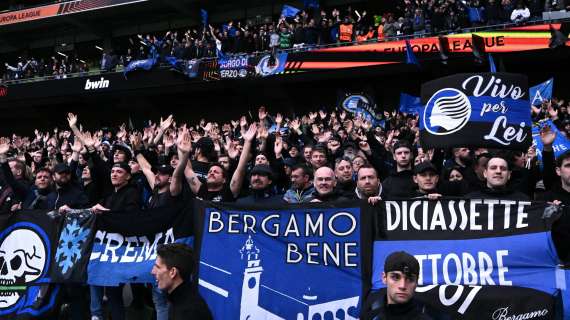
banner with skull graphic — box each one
[419,73,532,150]
[0,210,61,319]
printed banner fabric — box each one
[420,73,532,150]
[0,210,61,318]
[87,205,194,286]
[529,78,554,106]
[195,201,372,320]
[372,199,565,319]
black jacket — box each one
[465,186,530,200]
[236,188,285,206]
[544,186,570,264]
[46,183,89,210]
[383,170,416,199]
[100,183,142,211]
[361,289,434,320]
[22,186,52,210]
[335,179,357,199]
[312,189,353,203]
[167,281,212,320]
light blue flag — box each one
[529,78,554,106]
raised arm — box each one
[230,123,257,197]
[153,115,174,146]
[136,153,156,187]
[171,129,191,197]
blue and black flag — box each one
[419,72,532,150]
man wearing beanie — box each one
[361,251,434,320]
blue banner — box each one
[530,78,554,106]
[86,207,194,286]
[399,92,423,115]
[532,120,570,166]
[88,229,193,286]
[219,55,251,79]
[372,200,562,295]
[373,232,559,293]
[198,206,363,319]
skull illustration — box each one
[0,228,47,309]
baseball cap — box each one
[384,251,420,277]
[156,164,174,175]
[54,163,71,174]
[414,161,438,175]
[112,143,133,161]
[112,162,131,174]
[250,164,273,179]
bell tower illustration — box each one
[239,235,263,320]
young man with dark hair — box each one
[361,251,433,320]
[383,140,415,198]
[310,145,329,170]
[186,124,257,202]
[152,243,212,320]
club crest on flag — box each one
[423,88,471,135]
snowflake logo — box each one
[55,218,90,274]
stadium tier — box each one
[1,1,570,320]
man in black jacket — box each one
[91,162,142,213]
[383,141,415,199]
[151,243,212,320]
[465,156,529,200]
[49,163,89,212]
[361,251,433,320]
[89,161,142,320]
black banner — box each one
[419,73,532,150]
[372,199,566,319]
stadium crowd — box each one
[2,0,562,80]
[1,96,570,318]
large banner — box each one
[218,55,253,79]
[195,202,371,320]
[372,199,566,319]
[1,200,569,318]
[87,206,194,286]
[0,211,61,319]
[420,73,532,150]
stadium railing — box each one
[2,16,568,86]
